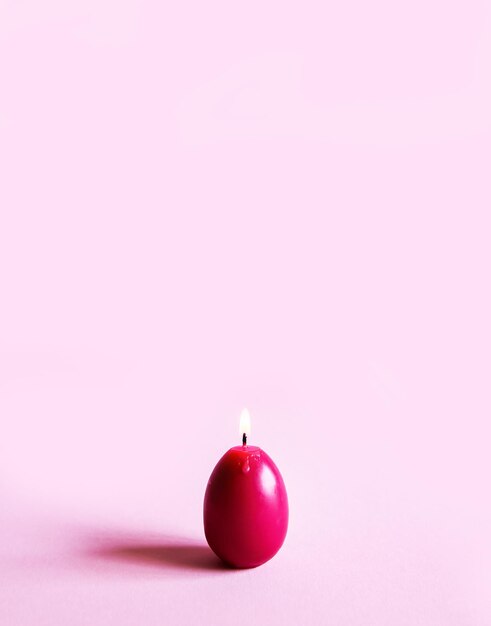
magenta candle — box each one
[203,409,289,568]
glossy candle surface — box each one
[204,445,288,568]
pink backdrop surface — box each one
[1,2,491,625]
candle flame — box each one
[239,408,251,439]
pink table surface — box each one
[1,2,491,625]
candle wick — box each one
[242,433,247,446]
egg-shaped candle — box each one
[203,409,289,568]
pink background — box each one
[1,1,491,624]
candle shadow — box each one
[93,541,226,572]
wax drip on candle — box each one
[242,457,250,473]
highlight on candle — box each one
[239,408,251,444]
